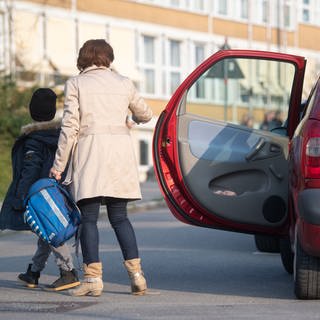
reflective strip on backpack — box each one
[40,189,68,228]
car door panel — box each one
[178,113,289,226]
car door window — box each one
[180,58,295,132]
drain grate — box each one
[0,301,99,313]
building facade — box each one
[0,0,320,180]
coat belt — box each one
[79,125,130,138]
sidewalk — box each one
[127,180,166,213]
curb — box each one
[127,198,166,213]
[0,230,15,237]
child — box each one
[0,88,80,291]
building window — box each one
[144,69,155,93]
[240,0,248,19]
[284,3,291,27]
[194,0,204,11]
[218,0,228,15]
[316,1,320,26]
[262,0,268,23]
[143,36,155,64]
[141,35,156,94]
[195,44,205,98]
[170,40,180,67]
[170,72,180,93]
[195,44,204,65]
[168,39,182,94]
[139,140,149,165]
[170,0,180,7]
[302,0,311,23]
[302,8,310,22]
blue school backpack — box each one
[23,178,81,248]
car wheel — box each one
[294,239,320,299]
[254,234,280,253]
[279,237,294,274]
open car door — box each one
[153,50,306,236]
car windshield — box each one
[183,57,295,131]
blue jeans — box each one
[77,197,139,264]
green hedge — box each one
[0,136,13,199]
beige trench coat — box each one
[53,65,153,202]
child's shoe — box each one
[18,264,40,288]
[45,268,80,291]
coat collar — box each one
[81,65,109,74]
[21,119,61,135]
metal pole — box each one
[5,0,14,80]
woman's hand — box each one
[49,167,62,181]
[126,115,136,129]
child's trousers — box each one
[30,238,75,272]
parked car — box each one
[152,49,320,299]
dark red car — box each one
[153,50,320,299]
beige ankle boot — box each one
[69,262,103,297]
[124,258,147,295]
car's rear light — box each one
[305,137,320,177]
[303,120,320,179]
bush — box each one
[0,138,13,200]
[0,78,35,138]
[0,77,37,199]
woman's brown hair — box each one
[77,39,114,71]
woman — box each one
[50,39,153,297]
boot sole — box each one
[132,291,146,296]
[45,281,81,291]
[87,290,102,297]
[69,289,103,297]
[132,287,147,296]
[132,290,146,296]
[18,278,38,288]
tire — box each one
[280,237,294,274]
[254,234,280,253]
[294,240,320,299]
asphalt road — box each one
[0,207,319,320]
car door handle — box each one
[245,137,266,161]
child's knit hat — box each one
[29,88,57,121]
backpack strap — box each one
[56,183,80,213]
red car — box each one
[153,49,320,299]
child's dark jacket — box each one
[0,121,61,230]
